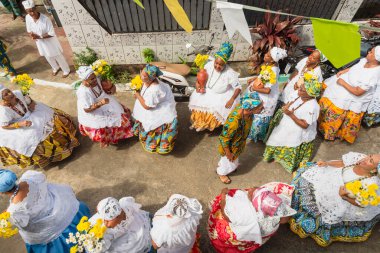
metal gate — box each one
[78,0,212,34]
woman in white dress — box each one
[290,152,380,247]
[246,47,287,142]
[133,64,178,154]
[189,42,242,132]
[23,0,71,77]
[0,87,79,168]
[76,66,134,148]
[150,194,203,253]
[319,46,380,143]
[280,49,323,104]
[89,197,152,253]
[0,169,90,253]
[263,81,321,173]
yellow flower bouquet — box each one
[12,73,34,95]
[259,65,276,85]
[194,54,209,69]
[130,75,143,92]
[66,216,107,253]
[345,180,380,207]
[0,212,18,238]
[303,72,319,87]
[91,59,112,78]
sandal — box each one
[219,175,231,184]
[52,68,61,76]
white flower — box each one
[78,246,84,252]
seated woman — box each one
[133,64,178,154]
[150,194,203,252]
[189,42,241,132]
[0,169,90,253]
[290,152,380,247]
[246,47,287,142]
[0,87,79,168]
[76,66,134,148]
[280,49,323,104]
[89,197,152,253]
[319,46,380,143]
[217,92,263,184]
[208,182,296,253]
[263,81,321,173]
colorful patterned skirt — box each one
[290,167,380,247]
[248,115,271,142]
[318,97,364,144]
[190,110,222,131]
[208,189,263,253]
[263,141,314,173]
[0,109,79,168]
[363,112,380,127]
[79,113,134,145]
[133,118,178,154]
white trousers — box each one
[45,53,70,74]
[217,156,239,176]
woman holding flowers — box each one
[0,169,90,253]
[132,64,178,154]
[246,47,287,142]
[76,66,134,148]
[319,46,380,143]
[0,85,79,168]
[290,152,380,246]
[189,42,242,132]
[263,79,321,173]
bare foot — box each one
[219,175,231,184]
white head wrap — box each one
[375,46,380,62]
[76,66,94,80]
[22,0,35,9]
[224,190,262,244]
[270,47,287,62]
[97,197,122,221]
[315,49,328,62]
[167,194,203,219]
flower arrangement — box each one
[91,59,113,80]
[194,54,209,69]
[12,73,34,95]
[259,65,276,85]
[345,180,380,207]
[303,72,319,87]
[66,216,107,253]
[130,75,143,91]
[0,212,18,238]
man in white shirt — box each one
[22,0,71,78]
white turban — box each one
[97,197,122,221]
[375,46,380,62]
[167,194,203,219]
[270,47,287,62]
[22,0,35,9]
[76,66,94,80]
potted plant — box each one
[194,54,209,93]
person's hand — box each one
[133,91,141,99]
[221,187,229,195]
[100,98,109,105]
[337,70,345,77]
[225,150,234,162]
[30,33,40,40]
[339,186,349,198]
[282,104,293,116]
[225,98,235,109]
[317,160,328,167]
[253,78,264,89]
[20,120,32,127]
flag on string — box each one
[311,18,361,68]
[216,1,252,45]
[133,0,145,9]
[164,0,193,33]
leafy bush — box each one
[142,48,155,63]
[73,47,98,70]
[114,71,132,83]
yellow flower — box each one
[361,200,369,206]
[76,216,90,232]
[360,190,369,199]
[367,184,378,192]
[131,75,143,91]
[70,245,78,253]
[370,199,379,206]
[194,54,209,69]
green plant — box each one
[178,56,187,64]
[249,12,303,74]
[114,71,132,83]
[142,48,155,63]
[73,47,98,70]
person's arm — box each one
[339,186,362,207]
[2,120,32,129]
[251,84,271,94]
[225,88,241,109]
[317,160,344,168]
[337,78,366,96]
[134,92,153,110]
[83,98,109,113]
[152,240,159,250]
[282,105,309,129]
[336,68,350,77]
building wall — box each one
[51,0,363,64]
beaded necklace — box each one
[10,185,19,202]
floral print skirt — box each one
[133,118,178,154]
[362,112,380,127]
[290,167,380,247]
[190,110,222,131]
[248,115,271,142]
[79,113,134,145]
[0,109,79,168]
[318,97,364,144]
[263,141,314,173]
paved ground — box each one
[1,10,380,253]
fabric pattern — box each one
[218,106,253,161]
[363,112,380,127]
[133,118,178,154]
[290,166,380,247]
[318,97,364,143]
[263,141,314,173]
[0,40,16,76]
[248,115,271,142]
[215,42,233,63]
[0,108,79,168]
[190,111,222,131]
[79,112,134,145]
